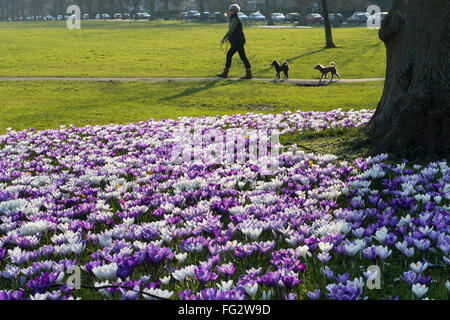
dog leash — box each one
[221,41,229,54]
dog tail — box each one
[330,61,336,67]
[282,61,290,70]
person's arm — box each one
[223,18,238,42]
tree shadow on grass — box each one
[158,80,231,102]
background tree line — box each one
[0,0,391,21]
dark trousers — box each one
[225,45,251,69]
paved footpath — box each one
[0,77,385,85]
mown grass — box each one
[0,80,383,134]
[280,127,371,161]
[0,21,385,79]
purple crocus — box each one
[306,289,321,300]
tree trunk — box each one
[320,0,336,48]
[164,0,169,20]
[296,0,306,26]
[265,0,274,26]
[363,0,450,158]
[199,0,205,21]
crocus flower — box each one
[306,289,321,300]
[244,282,258,297]
[410,261,428,274]
[412,283,428,299]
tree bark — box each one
[320,0,336,48]
[363,0,450,158]
[199,0,205,21]
[296,0,306,26]
[164,0,169,20]
[265,0,274,26]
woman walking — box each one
[217,4,252,79]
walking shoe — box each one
[217,68,230,78]
[240,68,252,80]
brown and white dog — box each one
[314,62,340,81]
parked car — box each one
[187,11,201,20]
[321,13,344,23]
[122,13,130,20]
[306,13,322,24]
[271,13,285,23]
[136,12,151,20]
[44,15,54,21]
[208,12,226,22]
[181,12,189,19]
[285,13,301,23]
[347,12,371,24]
[82,14,89,19]
[249,12,266,22]
[113,13,122,19]
[238,12,249,22]
[56,15,63,20]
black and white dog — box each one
[314,61,341,81]
[271,60,290,80]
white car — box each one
[271,13,285,23]
[249,12,266,22]
[237,12,248,22]
[136,12,151,20]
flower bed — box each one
[0,109,448,300]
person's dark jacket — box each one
[223,13,246,47]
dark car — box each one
[321,13,344,23]
[187,11,201,20]
[306,13,322,24]
[347,12,371,25]
[285,13,301,23]
[208,12,227,22]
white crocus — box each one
[172,269,186,282]
[410,261,428,274]
[175,252,188,264]
[374,226,388,243]
[318,242,334,252]
[159,276,171,286]
[217,280,234,292]
[244,282,258,297]
[295,245,312,259]
[92,263,118,280]
[412,283,428,299]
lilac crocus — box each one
[306,289,321,300]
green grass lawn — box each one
[0,80,383,134]
[0,21,384,136]
[0,21,385,79]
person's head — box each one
[228,4,240,16]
